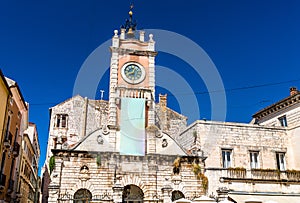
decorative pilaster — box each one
[161,186,172,203]
[148,34,155,126]
[146,125,159,153]
[216,187,230,202]
[48,158,63,203]
[108,31,120,129]
[112,181,124,203]
[161,177,172,203]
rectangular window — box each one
[4,115,11,140]
[61,115,67,128]
[276,152,286,171]
[55,114,68,128]
[222,149,232,168]
[56,115,60,127]
[278,115,288,127]
[250,151,259,169]
[0,152,6,174]
[14,128,18,143]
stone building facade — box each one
[0,77,28,202]
[0,71,41,203]
[177,88,300,202]
[42,10,207,203]
[42,9,300,203]
[19,123,40,203]
[0,70,11,176]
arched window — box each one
[73,189,92,203]
[122,184,144,203]
[171,190,185,202]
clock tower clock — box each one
[108,8,157,155]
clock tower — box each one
[108,8,157,155]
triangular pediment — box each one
[71,129,114,152]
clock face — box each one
[121,62,146,84]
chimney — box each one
[290,87,298,96]
[159,94,167,109]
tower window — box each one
[55,114,68,128]
[276,152,286,171]
[222,149,232,168]
[250,151,259,169]
[278,115,287,127]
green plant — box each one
[173,157,181,168]
[49,156,55,174]
[191,161,208,192]
[197,173,208,191]
[192,163,201,175]
[96,154,101,166]
[173,157,181,174]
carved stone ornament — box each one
[79,165,90,181]
[102,125,109,135]
[162,139,168,148]
[62,142,69,150]
[97,135,104,145]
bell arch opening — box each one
[73,188,92,203]
[122,184,144,203]
[171,190,185,202]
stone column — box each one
[216,187,230,202]
[112,182,124,203]
[47,185,59,203]
[147,34,156,127]
[161,186,172,203]
[48,158,63,203]
[108,30,120,133]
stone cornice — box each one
[252,92,300,120]
[110,47,158,57]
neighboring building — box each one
[0,77,27,202]
[252,87,300,169]
[42,8,300,203]
[19,122,40,203]
[176,88,300,203]
[0,70,11,180]
[0,71,40,203]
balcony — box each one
[116,87,153,100]
[0,174,6,190]
[4,132,13,148]
[13,142,20,157]
[209,168,300,184]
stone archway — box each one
[122,184,144,203]
[73,188,92,203]
[171,190,185,202]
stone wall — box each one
[258,102,300,127]
[176,120,298,195]
[48,151,206,203]
[46,96,108,160]
[155,94,187,138]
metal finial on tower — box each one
[120,2,137,37]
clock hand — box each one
[127,69,134,76]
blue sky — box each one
[1,0,300,173]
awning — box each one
[173,198,193,203]
[229,193,300,203]
[193,195,217,202]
